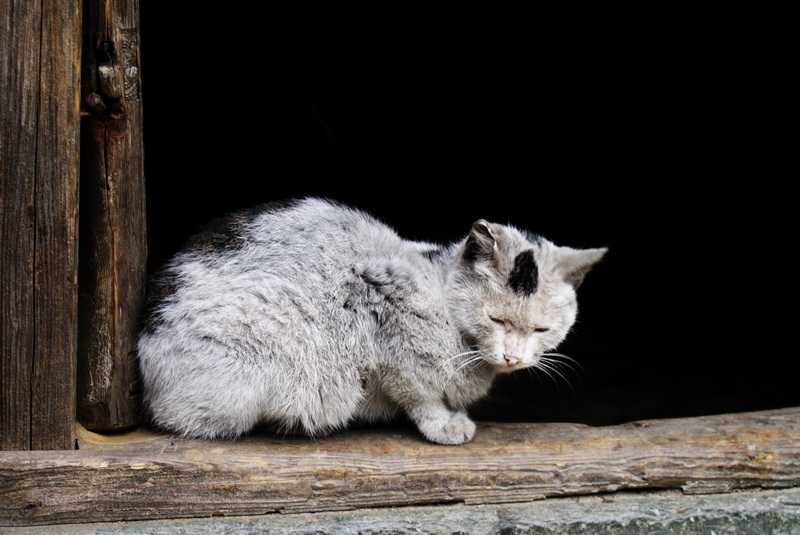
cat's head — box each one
[447,220,606,374]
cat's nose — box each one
[503,354,520,367]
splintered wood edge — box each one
[2,407,799,527]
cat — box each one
[137,198,607,445]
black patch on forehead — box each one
[508,249,539,296]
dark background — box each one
[139,4,796,426]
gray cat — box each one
[137,198,606,445]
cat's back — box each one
[142,198,410,333]
[245,197,402,261]
[166,198,402,280]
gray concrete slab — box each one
[6,487,800,534]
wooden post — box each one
[1,0,82,450]
[77,0,147,431]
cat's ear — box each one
[556,247,608,288]
[463,220,498,264]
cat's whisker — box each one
[444,351,488,387]
[441,350,482,366]
[524,365,545,389]
[537,359,572,386]
[540,354,584,387]
[540,358,574,378]
[453,353,485,375]
[527,365,559,395]
[544,367,569,396]
[533,356,581,397]
[441,350,484,376]
[543,352,584,368]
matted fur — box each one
[137,198,606,444]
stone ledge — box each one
[6,488,800,534]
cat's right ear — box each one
[556,246,608,288]
[463,220,498,264]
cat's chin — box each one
[493,361,527,374]
[492,356,540,374]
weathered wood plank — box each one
[30,0,82,452]
[77,0,147,431]
[1,408,798,527]
[1,0,82,451]
[0,0,38,451]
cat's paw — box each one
[419,412,476,445]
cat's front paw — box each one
[419,411,476,445]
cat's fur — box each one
[137,198,606,445]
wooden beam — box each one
[1,408,798,527]
[77,0,147,431]
[1,0,82,451]
[0,0,37,450]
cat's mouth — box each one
[497,353,539,372]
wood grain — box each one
[0,0,37,449]
[1,408,798,526]
[77,0,147,431]
[1,0,82,451]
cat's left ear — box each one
[463,220,498,264]
[556,247,608,288]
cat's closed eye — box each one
[489,317,511,332]
[490,316,549,334]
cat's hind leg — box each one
[256,353,365,438]
[144,370,266,439]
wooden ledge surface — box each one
[2,407,799,527]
